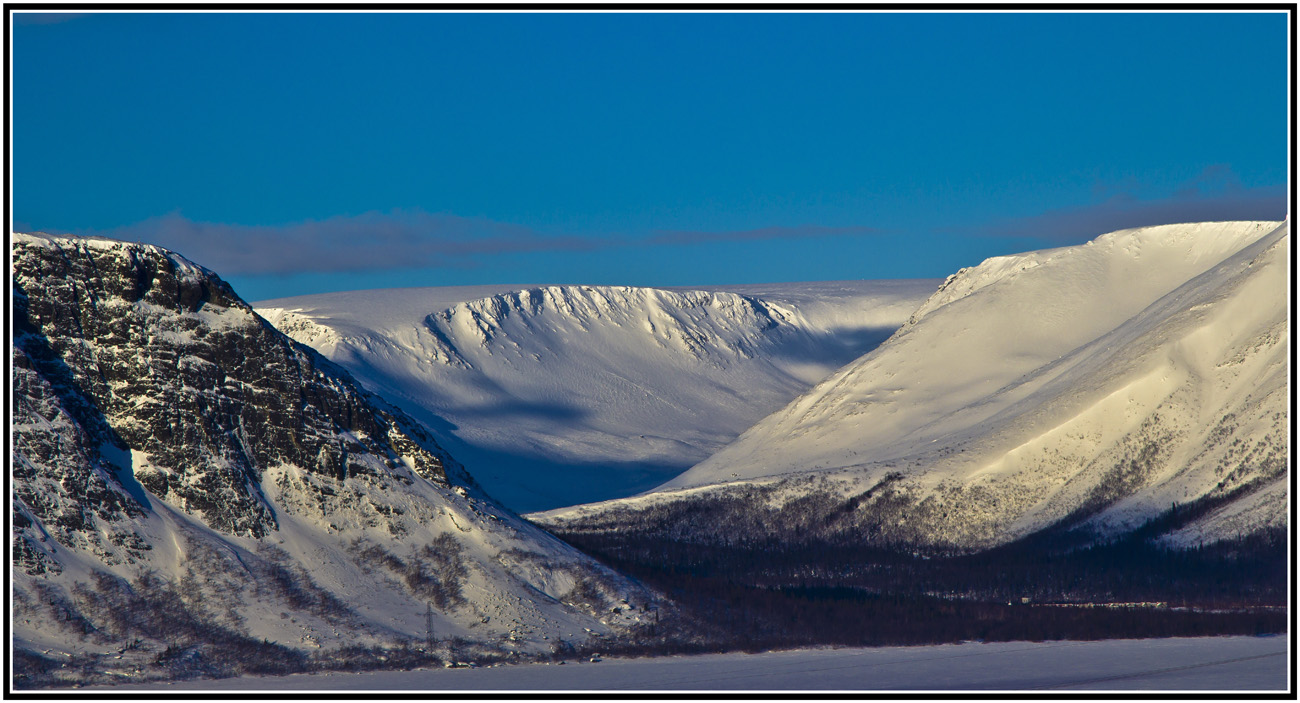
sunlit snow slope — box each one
[541,221,1289,548]
[256,280,936,511]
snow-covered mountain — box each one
[255,280,937,512]
[537,221,1289,550]
[11,233,657,686]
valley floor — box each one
[80,635,1288,692]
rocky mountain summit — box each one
[14,234,451,543]
[11,233,657,687]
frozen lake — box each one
[88,635,1288,692]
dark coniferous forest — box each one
[546,491,1289,655]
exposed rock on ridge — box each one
[12,233,452,540]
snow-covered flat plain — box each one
[86,636,1288,692]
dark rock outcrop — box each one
[12,233,454,541]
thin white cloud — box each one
[46,212,886,278]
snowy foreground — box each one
[88,636,1287,692]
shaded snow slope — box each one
[256,280,937,512]
[11,233,658,685]
[539,221,1288,549]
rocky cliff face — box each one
[12,233,452,543]
[11,233,658,688]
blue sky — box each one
[12,10,1289,301]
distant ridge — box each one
[257,279,938,511]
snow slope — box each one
[11,234,658,686]
[540,221,1288,548]
[255,280,936,512]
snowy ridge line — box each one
[903,221,1280,329]
[13,230,216,280]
